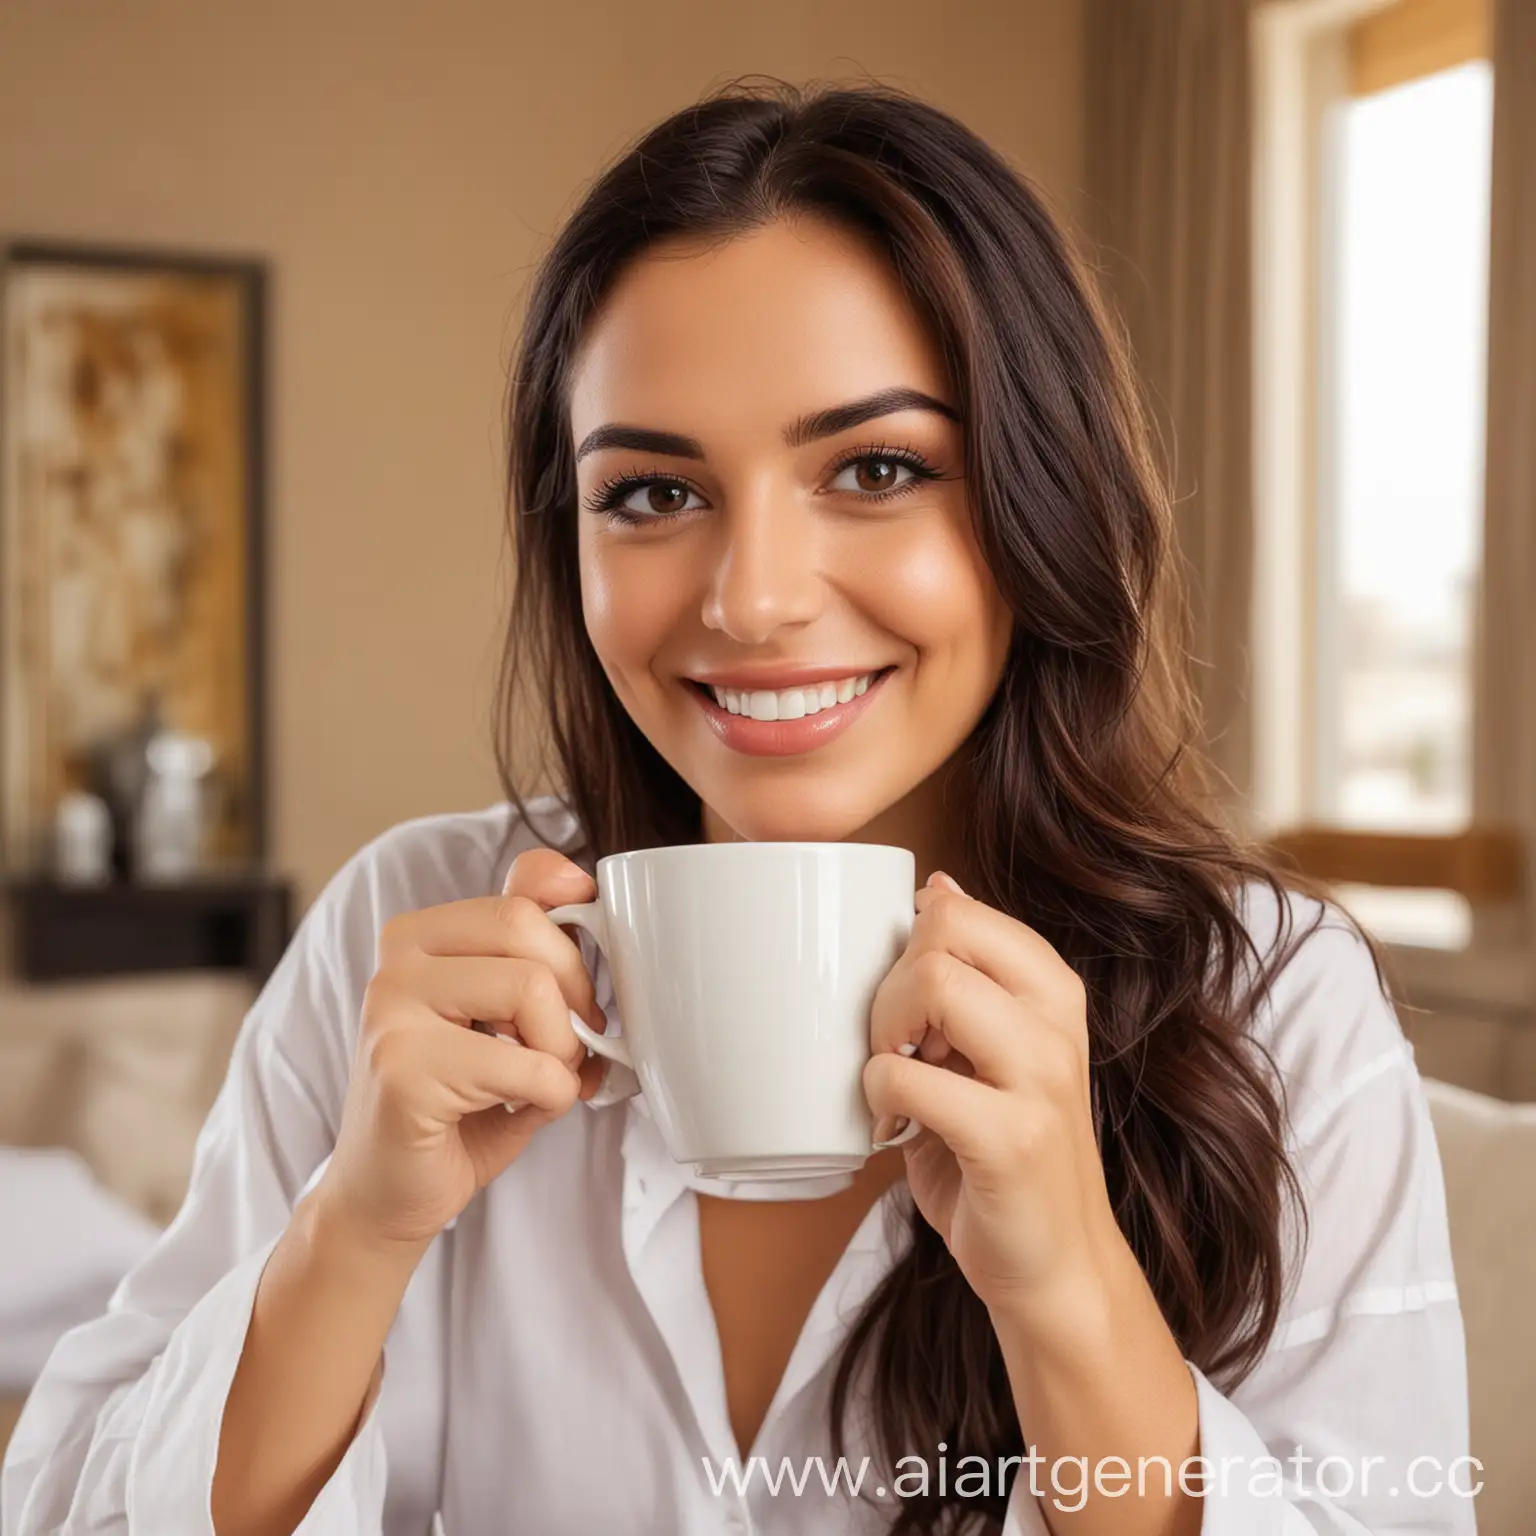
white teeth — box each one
[703,671,880,722]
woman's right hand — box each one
[314,847,609,1249]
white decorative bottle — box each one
[54,792,114,884]
[134,731,216,881]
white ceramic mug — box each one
[546,841,921,1181]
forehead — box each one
[567,218,951,443]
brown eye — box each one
[646,482,691,514]
[604,478,703,519]
[854,460,900,492]
[830,456,920,497]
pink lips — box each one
[692,670,892,757]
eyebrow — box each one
[784,386,960,447]
[573,386,960,463]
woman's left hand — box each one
[864,872,1129,1319]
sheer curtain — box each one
[1085,0,1257,804]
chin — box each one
[703,778,897,845]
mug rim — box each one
[594,840,914,869]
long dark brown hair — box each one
[492,80,1347,1534]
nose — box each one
[700,490,823,645]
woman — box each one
[2,83,1470,1536]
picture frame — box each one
[0,241,268,878]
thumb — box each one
[503,846,596,908]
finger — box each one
[408,954,585,1070]
[870,947,1026,1089]
[501,850,607,1035]
[386,890,590,972]
[388,900,604,1038]
[432,1023,582,1119]
[386,847,595,960]
[863,1051,1008,1165]
[911,884,1078,1015]
[575,1051,610,1102]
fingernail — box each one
[872,1115,908,1146]
[897,1041,919,1058]
[503,1098,528,1115]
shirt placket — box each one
[593,939,912,1535]
[617,1106,752,1528]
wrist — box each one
[988,1264,1116,1373]
[301,1178,435,1281]
[986,1231,1150,1367]
[988,1236,1196,1437]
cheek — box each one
[855,519,1005,662]
[579,541,678,674]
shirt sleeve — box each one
[1,855,390,1536]
[1002,908,1475,1535]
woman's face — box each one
[568,217,1013,843]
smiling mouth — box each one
[686,667,896,721]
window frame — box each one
[1251,0,1522,994]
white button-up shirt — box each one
[1,799,1473,1534]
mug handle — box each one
[874,1116,923,1150]
[546,899,642,1104]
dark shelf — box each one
[6,873,293,985]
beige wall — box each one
[0,0,1085,909]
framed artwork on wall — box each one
[0,241,268,879]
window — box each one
[1253,0,1512,953]
[1319,61,1491,837]
[1317,55,1493,944]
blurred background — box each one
[0,0,1532,1527]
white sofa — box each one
[1422,1078,1536,1536]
